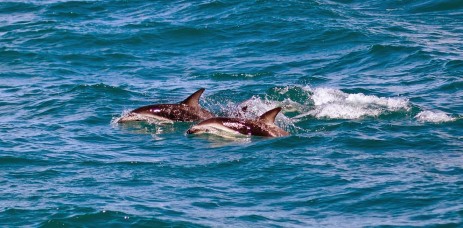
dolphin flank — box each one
[117,88,215,123]
[186,107,289,137]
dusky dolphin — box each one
[117,88,215,123]
[186,107,289,137]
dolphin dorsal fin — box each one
[180,88,205,107]
[258,107,282,124]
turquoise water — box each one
[1,0,463,226]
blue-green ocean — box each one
[1,0,463,227]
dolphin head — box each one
[186,126,205,134]
[116,112,141,123]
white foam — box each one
[223,96,300,132]
[297,87,410,120]
[111,109,132,125]
[415,111,456,123]
[306,103,382,119]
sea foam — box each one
[294,87,410,119]
[415,111,456,123]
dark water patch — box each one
[21,29,114,53]
[315,43,435,79]
[341,192,440,214]
[235,39,282,51]
[4,26,60,48]
[0,208,46,226]
[431,80,463,93]
[297,75,330,86]
[91,32,162,47]
[314,47,369,75]
[208,72,273,81]
[43,1,108,20]
[0,2,40,14]
[122,20,169,30]
[102,52,138,61]
[7,169,62,179]
[0,48,39,64]
[41,210,139,227]
[317,28,368,46]
[383,24,415,34]
[366,44,427,70]
[409,0,463,13]
[112,178,153,187]
[0,156,50,166]
[77,155,246,172]
[235,214,270,223]
[58,53,108,68]
[29,97,68,118]
[64,83,134,99]
[339,137,401,150]
[428,166,463,176]
[191,201,222,210]
[161,26,217,40]
[81,160,163,168]
[6,210,204,227]
[444,59,463,74]
[133,218,206,228]
[368,44,420,57]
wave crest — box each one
[415,110,456,123]
[296,87,410,119]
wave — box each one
[40,210,199,227]
[0,156,50,165]
[408,0,463,13]
[265,86,458,125]
[415,110,456,123]
[308,87,409,119]
[213,95,301,133]
[258,86,409,120]
[114,85,457,136]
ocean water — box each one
[1,0,462,226]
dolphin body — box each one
[186,107,289,137]
[117,88,215,123]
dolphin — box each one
[186,107,290,137]
[117,88,215,123]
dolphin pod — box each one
[117,88,289,138]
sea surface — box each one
[1,0,463,227]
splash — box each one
[220,96,301,132]
[295,87,410,120]
[415,111,456,123]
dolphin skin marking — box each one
[186,107,289,137]
[117,88,215,123]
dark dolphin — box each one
[186,107,289,137]
[117,88,215,123]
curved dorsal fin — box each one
[180,88,205,107]
[258,107,282,124]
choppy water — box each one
[1,0,463,227]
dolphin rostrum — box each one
[186,107,290,137]
[117,88,215,123]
